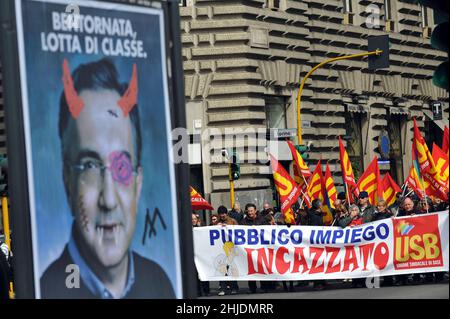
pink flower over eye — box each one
[108,151,133,187]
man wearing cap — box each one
[357,191,376,223]
[337,191,349,208]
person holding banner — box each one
[192,214,211,297]
[210,214,219,226]
[373,200,395,286]
[373,200,393,222]
[240,203,269,294]
[217,206,238,226]
[229,202,244,224]
[433,197,448,211]
[216,206,239,296]
[419,199,435,214]
[389,193,403,217]
[306,199,328,290]
[307,199,325,227]
[338,205,363,228]
[397,197,420,217]
[333,202,349,227]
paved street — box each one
[200,279,449,299]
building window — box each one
[266,97,287,129]
[344,0,353,13]
[179,0,194,6]
[343,0,354,24]
[420,5,429,27]
[420,5,432,37]
[384,0,395,31]
[344,113,364,179]
[266,0,281,11]
[384,0,391,21]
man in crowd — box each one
[337,191,349,208]
[218,206,238,226]
[396,197,423,285]
[228,202,244,224]
[240,203,267,293]
[397,197,420,217]
[307,199,325,227]
[240,203,262,226]
[261,202,274,217]
[216,206,239,296]
[433,196,448,211]
[307,199,327,290]
[357,191,375,223]
[389,192,403,216]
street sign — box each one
[368,35,390,70]
[302,120,312,128]
[272,128,297,139]
[431,101,443,120]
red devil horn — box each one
[62,59,84,118]
[118,63,138,117]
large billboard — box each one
[7,0,185,298]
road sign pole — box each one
[1,196,11,249]
[229,161,235,208]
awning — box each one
[389,106,410,116]
[423,109,446,131]
[346,103,369,114]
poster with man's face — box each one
[14,0,182,298]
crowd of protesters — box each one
[193,190,449,296]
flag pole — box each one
[301,174,310,188]
[420,175,429,214]
[401,181,408,198]
[345,181,351,205]
[405,189,414,197]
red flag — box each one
[284,208,296,225]
[305,161,333,225]
[307,160,323,203]
[432,143,449,186]
[442,126,449,155]
[286,139,312,181]
[339,136,358,199]
[356,157,383,205]
[382,173,402,206]
[324,163,338,208]
[413,118,448,200]
[269,154,302,223]
[292,163,309,200]
[190,186,214,211]
[406,166,425,200]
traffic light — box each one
[415,0,449,90]
[230,151,240,181]
[368,35,390,70]
[296,145,310,160]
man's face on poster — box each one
[63,89,143,268]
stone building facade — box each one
[0,0,448,212]
[180,0,449,210]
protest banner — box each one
[194,212,449,281]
